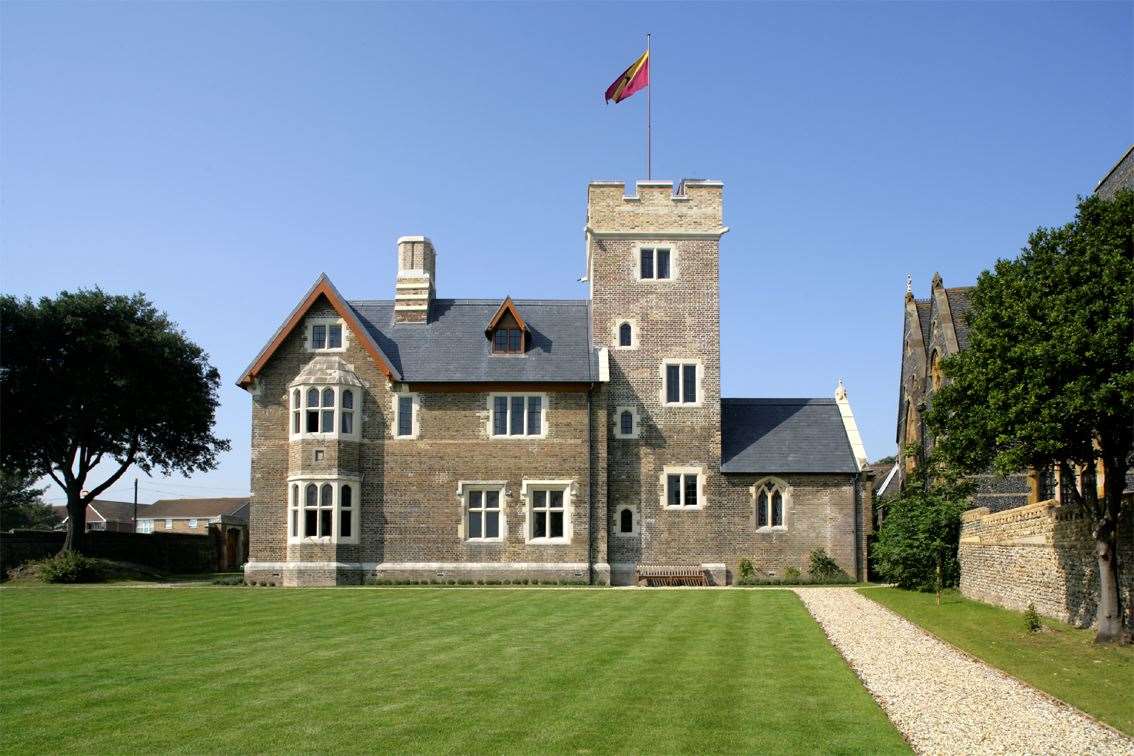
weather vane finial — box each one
[905,273,912,295]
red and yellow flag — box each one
[604,50,649,103]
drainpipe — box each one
[587,388,595,585]
[853,471,863,582]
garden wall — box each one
[1,529,220,576]
[959,497,1133,628]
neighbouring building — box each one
[894,147,1134,627]
[136,497,250,569]
[238,179,873,587]
[52,499,139,533]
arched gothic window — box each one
[618,322,632,347]
[755,480,786,530]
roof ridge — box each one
[351,298,590,306]
[722,397,835,404]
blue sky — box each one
[3,2,1130,505]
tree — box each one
[0,289,230,552]
[873,447,971,602]
[926,189,1133,643]
[0,469,55,530]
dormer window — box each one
[493,329,523,354]
[485,297,528,356]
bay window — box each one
[288,476,360,544]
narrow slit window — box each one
[618,322,632,347]
[397,395,414,437]
[620,410,634,436]
[619,508,633,533]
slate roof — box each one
[944,287,974,350]
[349,299,596,383]
[52,499,140,524]
[144,497,250,520]
[721,399,859,474]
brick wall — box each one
[248,300,602,586]
[959,498,1134,627]
[1,530,219,576]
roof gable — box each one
[237,275,399,387]
[484,297,528,336]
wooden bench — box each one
[635,565,707,587]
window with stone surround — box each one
[613,405,639,440]
[306,317,346,352]
[662,467,704,509]
[392,393,419,439]
[290,385,360,441]
[524,483,570,544]
[754,478,788,530]
[488,394,546,438]
[639,247,672,280]
[464,486,504,542]
[288,477,359,544]
[662,360,700,406]
[615,506,638,536]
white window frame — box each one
[613,318,638,350]
[521,480,572,545]
[391,392,420,439]
[188,519,198,529]
[287,475,361,545]
[659,359,703,407]
[635,244,676,281]
[458,482,507,543]
[289,384,361,441]
[753,477,789,532]
[306,317,348,353]
[660,466,706,510]
[137,519,154,534]
[165,519,173,530]
[613,505,639,537]
[613,405,640,440]
[487,393,548,439]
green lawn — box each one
[860,587,1134,736]
[0,586,908,754]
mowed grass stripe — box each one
[0,587,909,754]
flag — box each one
[604,50,649,104]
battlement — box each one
[587,179,724,235]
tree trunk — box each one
[1093,457,1126,644]
[60,488,87,554]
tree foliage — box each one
[926,189,1133,642]
[0,469,55,531]
[873,448,971,594]
[0,289,230,551]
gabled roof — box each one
[351,299,595,383]
[144,497,250,519]
[484,296,528,337]
[237,275,399,387]
[721,399,859,474]
[52,499,140,524]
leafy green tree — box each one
[0,469,55,530]
[0,290,230,553]
[873,447,971,601]
[927,189,1133,643]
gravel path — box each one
[793,588,1134,756]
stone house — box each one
[238,180,872,586]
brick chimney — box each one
[394,236,436,324]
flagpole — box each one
[646,32,652,180]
